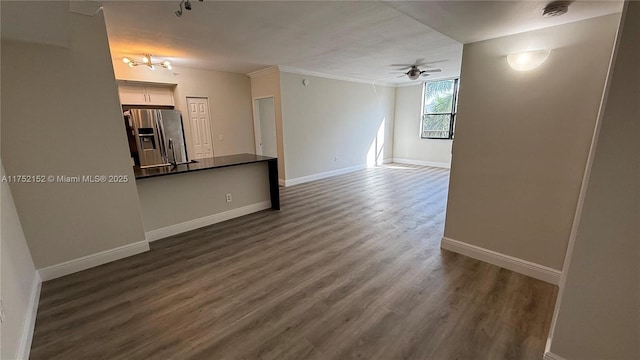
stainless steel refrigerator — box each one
[125,109,189,168]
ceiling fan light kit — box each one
[122,54,172,70]
[390,59,444,81]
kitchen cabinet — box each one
[118,84,174,106]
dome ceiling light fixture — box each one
[122,54,172,70]
[542,1,571,17]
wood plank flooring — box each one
[30,164,558,360]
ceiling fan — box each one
[391,59,445,80]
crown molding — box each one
[247,66,280,78]
[277,66,397,87]
[395,81,424,88]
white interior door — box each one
[254,97,277,157]
[186,97,213,159]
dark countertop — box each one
[134,153,277,180]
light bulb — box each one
[149,65,155,70]
[162,60,172,69]
[122,57,131,64]
[142,55,150,64]
[128,62,135,68]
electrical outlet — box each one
[218,134,224,141]
[225,193,232,203]
[334,156,339,162]
[0,299,5,324]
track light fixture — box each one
[175,0,203,17]
[122,54,172,71]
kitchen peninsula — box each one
[134,153,279,242]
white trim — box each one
[543,351,568,360]
[247,66,279,78]
[278,66,396,87]
[284,164,366,187]
[382,158,393,164]
[16,272,41,360]
[38,240,149,281]
[115,79,177,87]
[278,179,286,187]
[145,201,272,242]
[440,237,561,285]
[392,158,451,169]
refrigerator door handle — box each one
[168,138,178,165]
[154,110,169,164]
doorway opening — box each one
[253,97,277,157]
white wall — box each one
[443,14,620,271]
[0,163,40,360]
[112,62,255,159]
[547,2,640,358]
[279,72,396,181]
[392,84,453,167]
[250,68,286,180]
[1,6,147,269]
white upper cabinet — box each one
[118,84,174,106]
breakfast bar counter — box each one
[134,153,279,211]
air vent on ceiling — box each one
[543,1,570,17]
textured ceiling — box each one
[103,1,463,84]
[102,0,622,84]
[386,0,623,44]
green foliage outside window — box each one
[421,79,459,139]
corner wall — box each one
[0,163,40,360]
[279,72,395,182]
[443,14,620,272]
[547,2,640,358]
[1,6,147,269]
[392,84,453,167]
[249,68,286,181]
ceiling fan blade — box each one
[415,60,448,67]
[390,63,413,67]
[397,75,407,78]
[420,73,431,77]
[421,69,442,73]
[390,72,407,74]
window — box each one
[421,78,459,139]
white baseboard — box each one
[284,164,366,187]
[382,158,393,164]
[278,179,285,186]
[16,272,41,360]
[543,351,567,360]
[145,201,272,242]
[392,158,451,169]
[441,237,561,285]
[38,240,149,281]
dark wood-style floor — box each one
[30,164,557,360]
